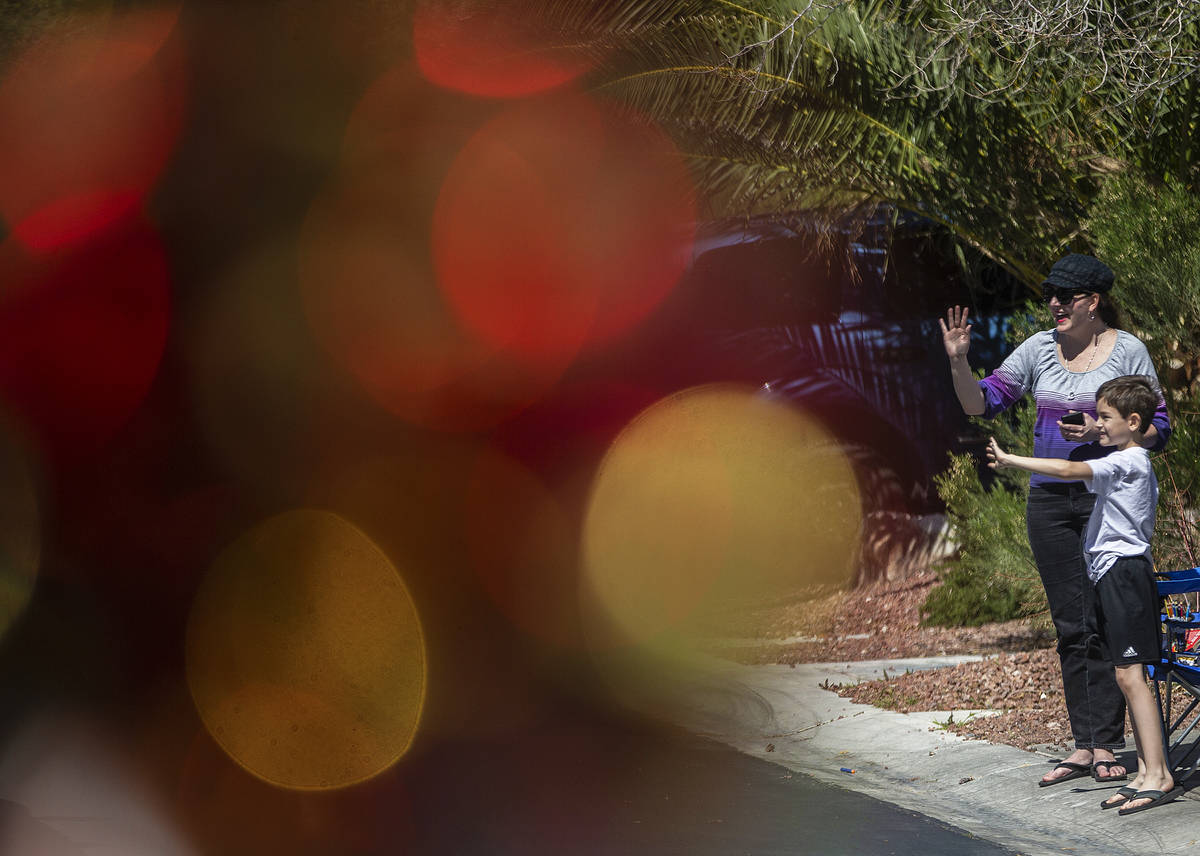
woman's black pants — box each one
[1026,482,1126,750]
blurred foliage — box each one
[898,0,1200,190]
[1087,174,1200,399]
[923,306,1047,627]
[1088,173,1200,572]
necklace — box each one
[1065,328,1107,401]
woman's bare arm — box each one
[940,306,985,415]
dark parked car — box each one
[667,209,1025,511]
[643,210,1029,580]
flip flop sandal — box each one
[1117,785,1184,816]
[1092,760,1127,782]
[1038,761,1091,787]
[1100,786,1138,810]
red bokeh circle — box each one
[0,219,171,465]
[298,64,573,433]
[0,5,186,252]
[432,94,696,366]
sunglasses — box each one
[1041,287,1092,305]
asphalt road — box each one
[0,576,1024,856]
[395,717,1021,855]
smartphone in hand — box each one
[1061,411,1086,425]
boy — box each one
[988,375,1181,814]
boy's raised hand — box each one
[986,436,1011,470]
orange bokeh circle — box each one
[463,448,581,649]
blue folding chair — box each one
[1149,567,1200,781]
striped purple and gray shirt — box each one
[978,329,1171,486]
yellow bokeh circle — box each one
[582,384,862,645]
[186,509,426,790]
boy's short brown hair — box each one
[1095,375,1158,430]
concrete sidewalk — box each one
[664,655,1199,856]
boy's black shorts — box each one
[1095,555,1161,666]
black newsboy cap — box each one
[1041,254,1114,294]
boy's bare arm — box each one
[987,437,1093,480]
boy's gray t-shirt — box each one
[1082,446,1158,582]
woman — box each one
[939,253,1171,786]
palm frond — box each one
[509,0,1116,277]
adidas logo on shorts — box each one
[1123,646,1138,658]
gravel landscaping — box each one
[702,571,1129,752]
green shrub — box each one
[922,307,1047,627]
[922,445,1045,627]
